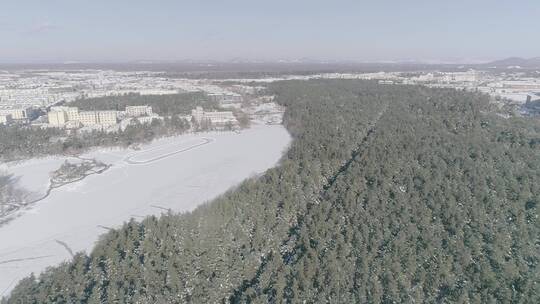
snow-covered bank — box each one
[0,123,291,296]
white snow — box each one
[0,156,80,201]
[0,123,291,296]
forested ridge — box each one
[4,80,539,303]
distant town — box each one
[0,69,287,131]
[0,67,539,130]
[43,105,240,132]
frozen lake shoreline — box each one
[0,123,291,296]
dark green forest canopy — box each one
[4,80,539,303]
[65,92,217,116]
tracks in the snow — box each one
[124,137,214,165]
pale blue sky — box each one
[0,0,538,63]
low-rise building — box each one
[442,71,479,83]
[191,106,238,127]
[207,93,243,104]
[0,114,13,125]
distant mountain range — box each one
[2,57,539,72]
[485,57,540,68]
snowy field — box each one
[0,156,81,202]
[0,123,291,296]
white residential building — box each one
[0,114,12,125]
[78,111,98,126]
[65,107,80,121]
[48,106,118,127]
[49,106,80,123]
[125,105,153,117]
[442,71,479,83]
[0,107,31,120]
[97,111,119,126]
[48,110,68,126]
[191,106,238,126]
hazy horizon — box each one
[1,1,539,63]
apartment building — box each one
[65,107,80,121]
[0,114,12,125]
[78,111,98,126]
[191,106,238,126]
[48,110,68,126]
[97,111,119,126]
[49,106,80,122]
[0,107,31,120]
[48,106,118,127]
[125,105,153,117]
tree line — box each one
[66,92,216,116]
[0,116,191,162]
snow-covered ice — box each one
[0,156,80,202]
[0,123,291,296]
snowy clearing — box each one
[0,123,291,295]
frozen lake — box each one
[0,123,291,296]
